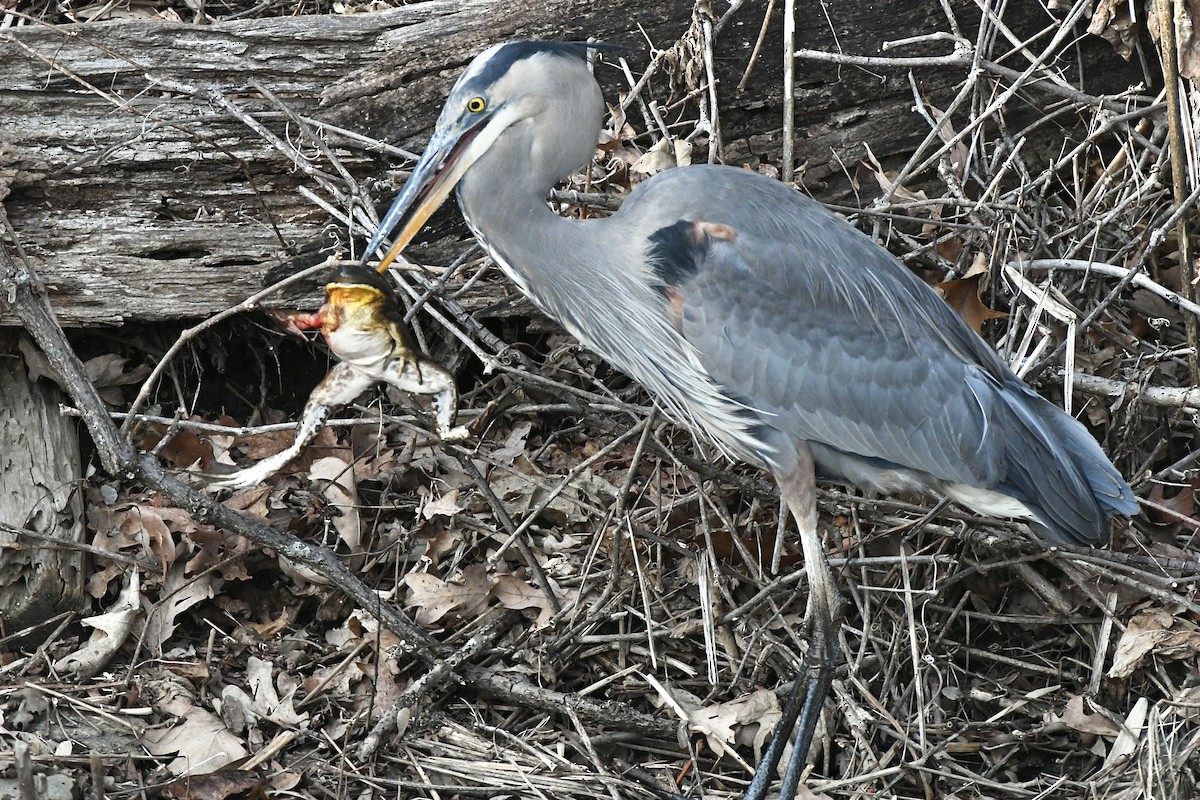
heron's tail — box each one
[998,381,1138,546]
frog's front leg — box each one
[272,310,325,339]
[211,362,375,489]
[381,356,469,441]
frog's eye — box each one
[466,96,487,114]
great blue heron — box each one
[360,40,1138,800]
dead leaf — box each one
[1179,0,1200,79]
[1104,696,1148,769]
[402,563,494,626]
[144,562,218,656]
[491,422,532,465]
[687,689,781,758]
[1108,608,1200,678]
[83,353,151,405]
[53,570,140,679]
[631,137,680,177]
[153,427,218,471]
[1147,0,1200,80]
[182,525,253,582]
[421,488,464,520]
[246,656,309,727]
[1088,0,1138,60]
[17,334,61,388]
[141,707,249,775]
[309,455,361,550]
[85,498,180,597]
[142,675,248,775]
[491,574,558,629]
[423,528,459,567]
[1146,479,1200,528]
[936,272,1008,333]
[160,769,265,800]
[925,100,968,184]
[862,143,928,204]
[1047,695,1121,736]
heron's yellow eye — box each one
[466,96,487,113]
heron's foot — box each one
[742,594,840,800]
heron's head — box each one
[363,41,607,272]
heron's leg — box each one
[743,445,842,800]
[379,356,469,441]
[212,363,374,489]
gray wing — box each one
[641,174,1011,491]
[612,165,1133,544]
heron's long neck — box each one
[454,126,656,360]
[456,150,590,302]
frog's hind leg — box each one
[211,363,374,489]
[381,356,469,441]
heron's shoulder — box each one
[645,219,739,291]
[629,164,818,206]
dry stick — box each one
[89,753,105,800]
[1,523,160,572]
[713,0,747,36]
[69,407,475,441]
[790,48,1137,113]
[1021,192,1200,380]
[22,683,144,735]
[147,74,345,198]
[797,4,1132,208]
[14,742,34,800]
[617,56,665,142]
[1081,111,1161,212]
[356,611,518,760]
[297,114,421,162]
[0,229,678,744]
[247,77,357,190]
[1155,0,1197,384]
[482,416,653,565]
[898,550,928,755]
[564,706,625,800]
[1068,371,1200,411]
[701,15,721,164]
[781,0,795,184]
[735,0,775,94]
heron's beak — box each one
[363,119,491,273]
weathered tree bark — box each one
[0,0,1140,326]
[0,332,87,635]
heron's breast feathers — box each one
[608,218,779,465]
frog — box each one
[214,263,468,489]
